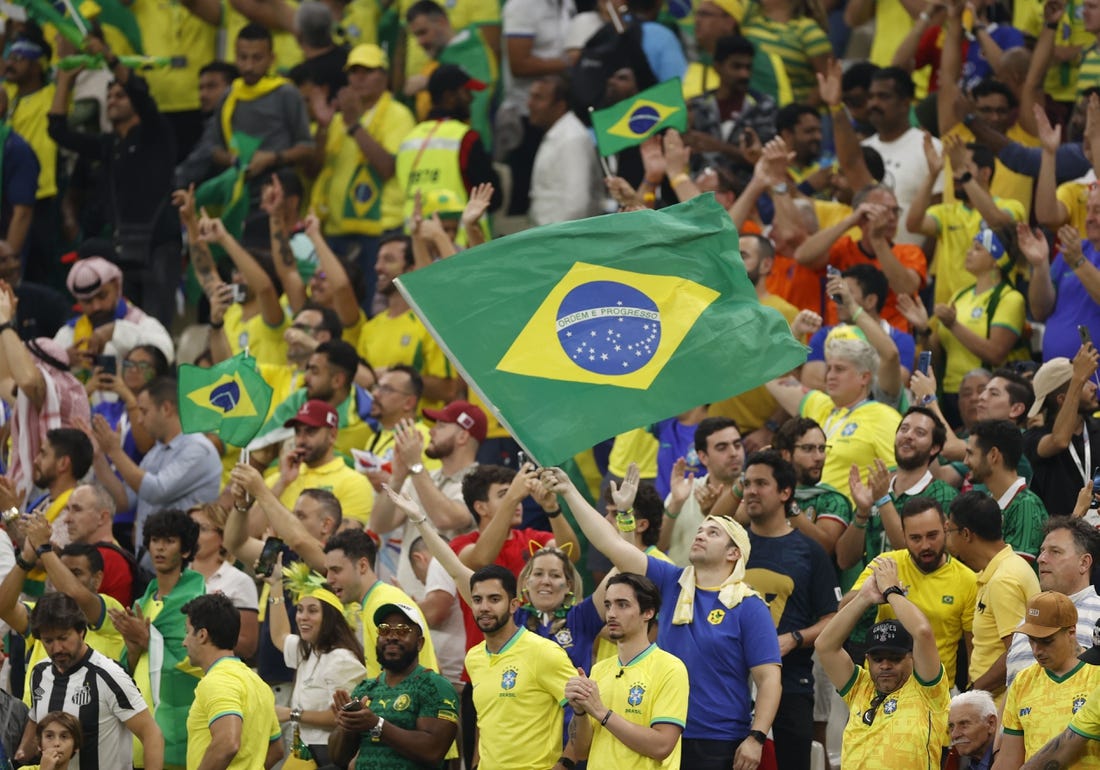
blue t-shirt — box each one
[745,529,839,694]
[808,322,917,372]
[962,25,1025,89]
[646,555,781,741]
[91,400,145,524]
[654,417,703,500]
[514,597,603,674]
[641,21,688,83]
[1046,240,1100,361]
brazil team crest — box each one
[628,683,646,707]
[501,668,518,690]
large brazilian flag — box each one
[590,77,687,157]
[178,351,274,447]
[396,195,807,465]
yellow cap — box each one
[422,189,465,219]
[345,44,388,71]
[704,0,746,22]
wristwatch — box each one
[369,717,385,739]
[747,730,768,745]
[409,463,425,475]
[955,170,974,186]
[770,182,789,195]
[882,586,906,602]
[790,629,804,648]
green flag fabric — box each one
[194,131,262,242]
[396,195,807,465]
[590,77,687,156]
[178,351,273,447]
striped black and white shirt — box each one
[29,646,148,770]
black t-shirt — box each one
[1023,416,1100,516]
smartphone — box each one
[917,351,932,377]
[341,699,364,712]
[229,283,247,303]
[1080,325,1093,346]
[255,536,284,577]
[826,265,843,303]
[94,354,117,376]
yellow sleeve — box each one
[419,334,453,379]
[850,563,874,593]
[380,104,417,154]
[651,657,689,727]
[197,673,244,724]
[1070,683,1100,740]
[988,574,1032,639]
[999,198,1027,222]
[799,390,831,422]
[537,642,578,707]
[1002,674,1023,734]
[337,474,376,523]
[873,407,900,468]
[960,571,978,633]
[990,290,1026,335]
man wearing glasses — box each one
[330,602,458,770]
[817,555,949,769]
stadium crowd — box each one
[4,0,1100,768]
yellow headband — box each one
[299,587,345,614]
[281,562,345,613]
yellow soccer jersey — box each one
[800,390,899,501]
[465,627,575,770]
[587,644,688,769]
[839,664,950,769]
[851,550,976,683]
[358,581,439,679]
[223,303,289,366]
[938,283,1027,392]
[357,309,452,411]
[1058,180,1090,235]
[275,457,375,524]
[1004,660,1100,763]
[129,0,215,112]
[8,85,57,199]
[186,656,281,770]
[926,198,1027,307]
[971,546,1041,694]
[607,429,659,479]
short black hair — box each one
[236,22,273,45]
[970,419,1024,470]
[743,450,797,501]
[388,364,424,400]
[30,592,87,638]
[842,263,889,313]
[59,542,104,574]
[901,406,948,459]
[46,428,94,480]
[406,0,447,22]
[713,34,754,63]
[181,593,240,651]
[144,377,179,411]
[325,529,377,570]
[470,564,517,599]
[535,73,570,103]
[773,417,823,454]
[314,340,359,383]
[949,490,1002,542]
[971,77,1018,110]
[741,232,775,261]
[199,60,239,82]
[379,230,415,268]
[966,143,996,174]
[462,465,517,518]
[605,572,662,629]
[776,103,820,135]
[272,167,304,200]
[989,368,1035,423]
[633,483,664,547]
[842,61,879,92]
[694,416,739,455]
[299,303,344,339]
[898,496,944,527]
[871,66,915,100]
[142,509,200,565]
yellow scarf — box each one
[220,76,291,148]
[672,516,760,624]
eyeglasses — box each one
[944,526,961,535]
[122,360,153,371]
[862,692,887,726]
[794,443,831,454]
[377,623,414,638]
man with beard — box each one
[1024,346,1100,518]
[846,407,957,571]
[265,400,375,525]
[463,565,577,770]
[564,573,688,768]
[356,233,458,410]
[742,451,838,770]
[370,400,482,587]
[330,603,458,770]
[323,530,439,679]
[965,420,1048,563]
[776,105,828,198]
[817,558,949,768]
[846,497,977,685]
[394,64,500,225]
[359,365,440,493]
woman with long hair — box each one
[268,561,366,769]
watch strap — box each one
[882,586,905,602]
[748,729,767,745]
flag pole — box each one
[587,106,614,179]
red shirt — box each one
[96,545,134,607]
[826,236,928,331]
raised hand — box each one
[922,132,944,177]
[1017,223,1051,268]
[610,462,640,512]
[461,182,494,227]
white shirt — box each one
[283,635,367,746]
[501,0,575,111]
[205,560,259,611]
[406,558,466,685]
[530,111,602,226]
[863,127,944,246]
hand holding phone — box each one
[255,536,284,577]
[917,351,932,376]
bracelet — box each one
[670,173,691,188]
[209,319,224,330]
[545,507,562,519]
[790,629,804,648]
[955,171,973,186]
[852,516,869,530]
[0,322,14,336]
[1045,21,1059,29]
[269,595,284,604]
[14,554,35,572]
[616,513,636,533]
[234,502,249,513]
[1073,256,1087,269]
[851,307,864,323]
[731,485,744,499]
[874,494,892,508]
[921,394,938,405]
[600,709,613,726]
[642,192,656,204]
[408,514,428,526]
[558,757,577,770]
[290,708,302,723]
[665,509,680,520]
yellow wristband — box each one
[670,173,691,187]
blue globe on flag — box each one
[628,105,662,136]
[210,381,241,413]
[556,281,662,376]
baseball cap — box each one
[67,256,123,301]
[283,399,339,429]
[1016,591,1077,638]
[428,64,486,101]
[421,189,465,220]
[1028,357,1074,418]
[422,400,488,443]
[703,0,746,22]
[1079,617,1100,664]
[373,602,423,631]
[865,620,913,656]
[345,43,388,71]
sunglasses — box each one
[377,623,414,638]
[862,692,887,726]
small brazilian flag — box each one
[396,196,807,465]
[590,78,687,157]
[178,352,274,447]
